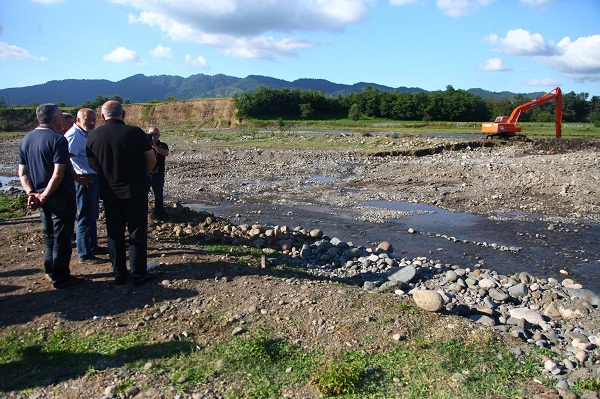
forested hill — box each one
[0,73,545,107]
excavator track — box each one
[486,132,530,141]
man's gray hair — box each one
[101,101,124,118]
[36,103,59,125]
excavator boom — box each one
[482,87,562,138]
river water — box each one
[185,200,600,294]
[5,159,597,294]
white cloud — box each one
[527,78,561,86]
[103,46,145,64]
[184,54,209,70]
[485,29,600,82]
[0,41,46,61]
[113,0,369,59]
[545,35,600,82]
[480,58,511,71]
[435,0,495,17]
[519,0,559,8]
[149,44,175,58]
[484,29,555,56]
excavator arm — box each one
[482,87,562,138]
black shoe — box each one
[93,246,108,255]
[133,271,159,287]
[79,256,108,264]
[114,275,127,285]
[53,275,86,289]
[153,212,168,221]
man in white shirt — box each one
[65,108,106,264]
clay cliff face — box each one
[0,99,240,132]
[115,99,240,129]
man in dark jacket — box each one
[86,101,157,286]
[18,103,84,289]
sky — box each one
[0,0,599,97]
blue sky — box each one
[1,0,599,97]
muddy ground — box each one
[0,134,599,398]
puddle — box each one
[0,176,21,189]
[360,201,523,247]
[311,175,335,182]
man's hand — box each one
[26,193,43,211]
[74,175,94,187]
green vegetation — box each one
[0,325,547,398]
[310,359,362,396]
[0,195,27,219]
[234,85,599,125]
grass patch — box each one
[161,119,600,154]
[202,243,269,266]
[0,195,27,219]
[0,329,194,393]
[0,325,546,397]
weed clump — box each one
[310,359,362,396]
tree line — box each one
[2,85,598,126]
[233,85,600,125]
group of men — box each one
[18,101,169,289]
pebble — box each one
[387,265,416,283]
[411,289,443,312]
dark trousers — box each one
[103,194,148,278]
[39,190,76,284]
[147,173,165,215]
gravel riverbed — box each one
[1,134,599,398]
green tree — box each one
[299,102,313,119]
[562,91,590,122]
[91,95,109,109]
[348,103,362,121]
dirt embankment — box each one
[116,99,241,130]
[0,99,240,132]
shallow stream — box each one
[186,200,600,294]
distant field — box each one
[3,119,599,142]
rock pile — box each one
[151,203,600,391]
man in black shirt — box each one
[86,101,157,286]
[147,126,169,220]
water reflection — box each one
[0,176,20,189]
[183,200,600,294]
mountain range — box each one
[0,73,544,107]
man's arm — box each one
[36,164,66,203]
[152,142,169,157]
[144,149,157,174]
[18,164,40,210]
[18,164,35,194]
[19,163,66,209]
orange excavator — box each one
[482,87,562,139]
